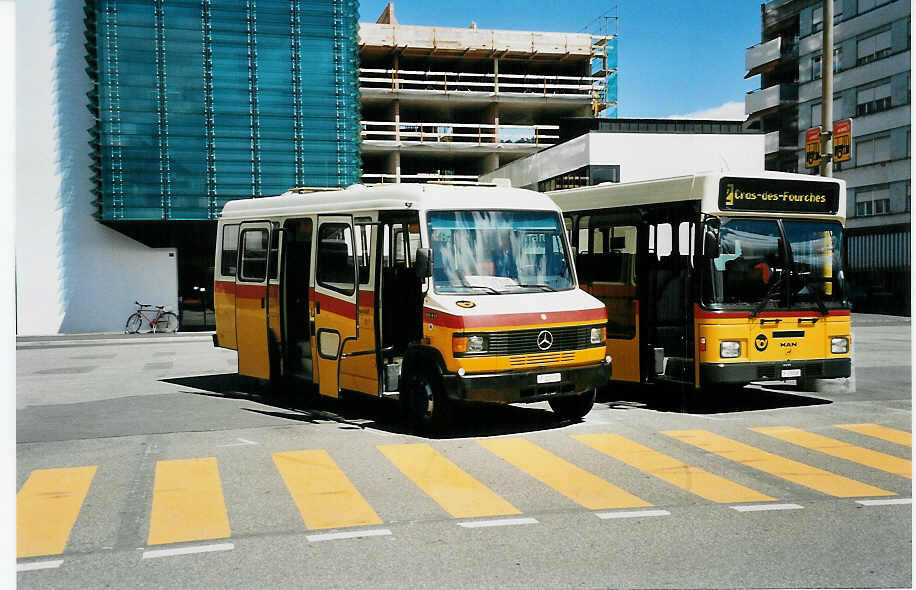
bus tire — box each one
[403,367,451,435]
[548,388,596,421]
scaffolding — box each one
[582,7,619,118]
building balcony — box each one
[359,68,602,103]
[361,172,480,185]
[745,83,798,121]
[764,129,799,157]
[360,121,559,153]
[745,37,798,78]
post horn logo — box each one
[537,330,554,351]
[754,333,769,352]
[455,300,475,308]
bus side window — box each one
[355,224,373,285]
[239,228,268,282]
[564,215,574,246]
[655,223,672,259]
[221,224,240,277]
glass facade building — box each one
[84,0,361,222]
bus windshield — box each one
[427,210,574,294]
[704,217,845,309]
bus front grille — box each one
[509,351,576,367]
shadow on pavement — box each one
[596,382,832,415]
[162,373,574,439]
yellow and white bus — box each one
[549,171,851,392]
[213,183,611,431]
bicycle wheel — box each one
[125,312,147,334]
[156,312,179,333]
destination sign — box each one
[718,177,840,214]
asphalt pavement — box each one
[14,314,912,589]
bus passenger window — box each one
[316,223,356,295]
[655,223,672,259]
[577,215,590,253]
[355,225,373,285]
[239,229,268,282]
[221,224,239,277]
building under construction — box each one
[358,3,618,183]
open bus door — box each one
[236,221,273,379]
[312,216,359,399]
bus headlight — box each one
[720,341,741,358]
[467,335,487,353]
[454,334,487,355]
[831,337,849,354]
[590,327,605,344]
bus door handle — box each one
[260,297,265,309]
[315,300,320,314]
[798,317,819,325]
[759,318,781,325]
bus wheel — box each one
[404,368,451,435]
[548,389,595,421]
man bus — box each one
[549,172,850,394]
[214,182,611,432]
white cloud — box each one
[668,101,746,121]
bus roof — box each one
[219,183,560,221]
[548,171,846,221]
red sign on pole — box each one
[805,127,822,169]
[833,119,852,163]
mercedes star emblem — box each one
[536,330,553,351]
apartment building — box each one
[357,4,617,183]
[745,0,910,313]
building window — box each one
[856,135,891,165]
[810,97,839,127]
[857,0,892,13]
[812,47,842,79]
[812,1,842,33]
[855,185,891,217]
[537,165,620,192]
[857,30,892,65]
[856,82,892,116]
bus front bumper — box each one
[700,358,851,385]
[441,359,611,404]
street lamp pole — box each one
[820,0,834,177]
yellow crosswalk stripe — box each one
[378,443,520,519]
[836,424,912,447]
[751,426,912,479]
[573,434,776,503]
[273,450,382,530]
[663,430,894,498]
[478,438,651,510]
[147,458,231,546]
[17,466,97,558]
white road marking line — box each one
[17,560,64,572]
[142,542,234,559]
[457,517,539,528]
[306,528,392,543]
[856,498,912,506]
[595,509,671,519]
[217,438,258,447]
[731,503,803,512]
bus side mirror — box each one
[415,247,433,279]
[704,231,720,258]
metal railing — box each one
[360,121,559,146]
[361,173,480,184]
[359,68,603,98]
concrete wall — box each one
[15,0,178,334]
[482,131,765,188]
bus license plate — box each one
[781,368,802,378]
[537,373,561,384]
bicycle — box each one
[125,301,180,334]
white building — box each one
[481,118,765,189]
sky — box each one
[358,0,763,119]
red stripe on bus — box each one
[214,280,235,295]
[315,292,357,320]
[694,304,851,319]
[426,307,606,329]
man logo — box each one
[755,333,768,352]
[537,330,553,351]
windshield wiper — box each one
[516,283,556,292]
[751,278,783,318]
[463,284,501,295]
